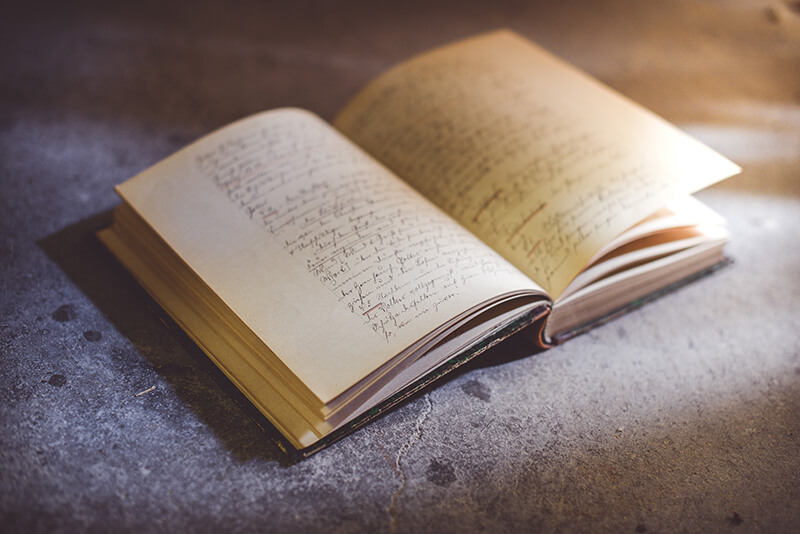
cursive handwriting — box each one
[195,112,517,341]
[335,34,698,296]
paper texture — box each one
[117,108,542,402]
[335,30,741,297]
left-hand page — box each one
[116,108,543,404]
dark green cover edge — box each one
[293,302,551,458]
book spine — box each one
[546,259,730,345]
[297,302,551,458]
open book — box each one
[99,30,740,455]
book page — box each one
[116,108,543,403]
[334,30,740,298]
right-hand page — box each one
[334,30,740,298]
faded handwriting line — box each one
[472,188,503,223]
[507,202,547,244]
[526,240,542,259]
[362,302,384,317]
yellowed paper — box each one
[117,108,542,403]
[335,30,741,297]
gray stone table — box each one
[2,1,799,532]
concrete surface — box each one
[2,1,799,532]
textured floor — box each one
[2,1,799,532]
